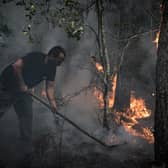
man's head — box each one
[47,46,66,66]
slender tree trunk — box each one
[155,0,168,164]
[96,0,110,129]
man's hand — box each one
[50,99,58,112]
[51,106,57,113]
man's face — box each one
[55,52,65,66]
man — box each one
[0,46,65,155]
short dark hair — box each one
[48,46,66,58]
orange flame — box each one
[94,86,154,143]
[93,74,117,108]
[115,93,154,144]
[153,31,160,48]
[129,94,151,122]
[95,62,104,73]
[93,87,104,108]
[93,62,154,144]
[109,74,117,108]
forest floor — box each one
[0,105,154,168]
[30,139,153,168]
[0,123,154,168]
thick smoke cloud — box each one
[0,0,158,164]
[0,1,100,158]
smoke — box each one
[0,0,155,165]
[0,0,100,154]
[0,3,32,72]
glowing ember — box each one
[93,87,104,108]
[95,62,104,73]
[153,31,160,48]
[142,127,154,144]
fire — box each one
[115,93,154,144]
[93,74,117,108]
[95,62,104,73]
[153,31,160,48]
[129,94,151,122]
[94,87,154,143]
[93,62,154,144]
[93,87,104,108]
[109,74,117,108]
[142,127,154,144]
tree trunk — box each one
[96,0,110,129]
[155,0,168,163]
[114,73,131,111]
[113,2,131,111]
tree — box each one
[155,0,168,164]
[95,0,111,129]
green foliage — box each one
[16,1,49,42]
[22,24,33,43]
[47,0,85,40]
[25,4,36,20]
[15,0,85,41]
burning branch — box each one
[93,74,117,109]
[90,55,118,109]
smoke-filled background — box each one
[0,0,161,167]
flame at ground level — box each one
[93,62,154,144]
[94,86,154,143]
[114,93,154,144]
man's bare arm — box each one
[41,80,47,97]
[46,80,57,110]
[12,58,28,92]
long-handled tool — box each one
[29,92,125,148]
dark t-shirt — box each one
[0,52,57,93]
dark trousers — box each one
[0,80,33,155]
[14,93,33,146]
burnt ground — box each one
[0,105,154,168]
[29,138,153,168]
